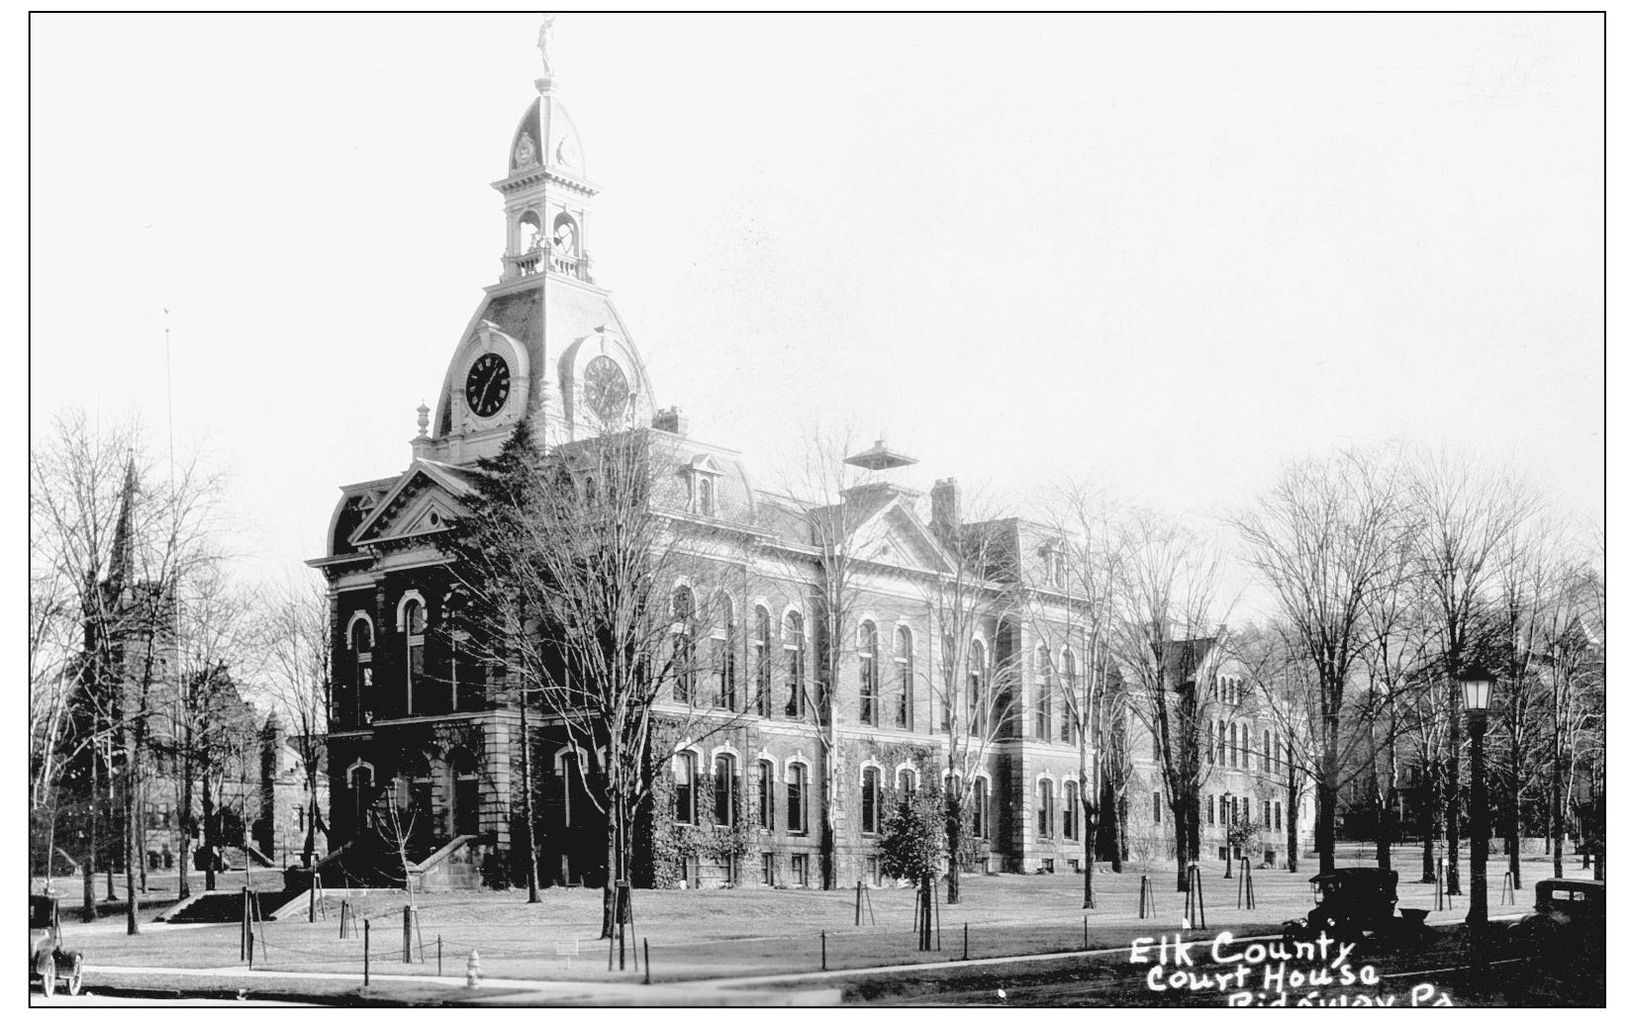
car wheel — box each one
[40,953,56,997]
[66,954,84,996]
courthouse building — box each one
[309,33,1309,889]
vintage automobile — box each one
[1503,878,1604,1005]
[1282,867,1428,945]
[29,894,84,997]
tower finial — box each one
[536,15,557,83]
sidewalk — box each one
[82,964,843,1006]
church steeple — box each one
[494,16,597,286]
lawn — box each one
[71,844,1561,990]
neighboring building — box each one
[309,32,1313,889]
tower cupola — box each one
[494,16,597,285]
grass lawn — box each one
[71,844,1557,990]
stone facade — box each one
[309,34,1314,891]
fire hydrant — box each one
[466,949,482,987]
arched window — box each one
[756,759,774,830]
[402,599,425,717]
[1229,722,1239,768]
[899,767,917,804]
[1208,794,1216,826]
[969,641,986,737]
[1035,645,1053,742]
[349,616,373,727]
[786,763,808,834]
[1060,649,1077,745]
[697,477,715,516]
[1038,778,1054,839]
[1064,782,1080,840]
[753,606,772,716]
[893,626,913,730]
[1243,725,1252,770]
[783,611,805,719]
[858,621,878,726]
[452,750,480,836]
[861,766,881,834]
[713,754,737,827]
[972,776,989,839]
[1153,791,1163,825]
[673,753,697,824]
[712,596,737,710]
[671,587,696,704]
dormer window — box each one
[1041,541,1067,587]
[686,455,724,517]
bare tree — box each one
[921,482,1022,904]
[259,580,332,868]
[1110,509,1229,892]
[452,422,747,934]
[1234,448,1413,876]
[1407,450,1537,898]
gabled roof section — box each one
[348,459,478,548]
[810,489,953,573]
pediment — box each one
[847,501,952,572]
[349,461,473,547]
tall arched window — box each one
[1038,778,1054,839]
[713,754,737,827]
[1035,645,1053,742]
[899,767,917,804]
[1060,649,1077,745]
[783,611,805,719]
[893,626,913,730]
[972,776,989,839]
[861,766,881,834]
[402,599,425,716]
[786,763,808,834]
[452,750,480,836]
[673,752,697,824]
[756,759,774,830]
[1064,781,1080,840]
[969,641,986,737]
[349,616,374,727]
[753,606,773,716]
[713,596,736,710]
[1229,722,1239,768]
[858,622,879,726]
[672,587,696,704]
[348,762,375,832]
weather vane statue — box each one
[536,15,557,79]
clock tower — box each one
[424,20,655,465]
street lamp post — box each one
[1457,663,1495,931]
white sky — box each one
[28,13,1604,602]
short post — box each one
[240,885,250,960]
[438,935,443,978]
[402,905,413,963]
[643,939,650,985]
[855,879,862,926]
[963,922,969,961]
[339,899,349,938]
[364,919,371,987]
[248,929,255,969]
[1083,912,1089,950]
[821,930,827,971]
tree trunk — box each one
[945,803,962,905]
[1376,788,1391,872]
[599,811,618,939]
[1115,795,1129,868]
[1317,715,1340,876]
[1446,699,1462,895]
[819,737,836,891]
[1285,782,1300,875]
[1506,764,1522,891]
[124,749,139,935]
[1082,807,1096,909]
[518,692,539,903]
[202,772,217,893]
[178,740,193,900]
[1173,796,1191,894]
[1551,739,1564,880]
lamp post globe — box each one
[1457,663,1496,931]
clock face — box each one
[514,134,538,168]
[583,355,629,420]
[464,353,511,418]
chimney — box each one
[931,477,960,535]
[653,406,689,436]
